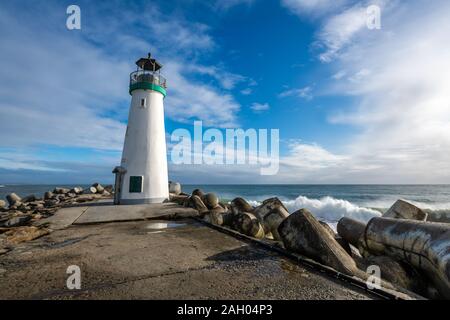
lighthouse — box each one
[113,53,169,205]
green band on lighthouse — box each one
[129,83,167,97]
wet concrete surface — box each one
[0,219,376,300]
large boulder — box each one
[230,197,254,215]
[231,212,265,239]
[192,189,205,198]
[209,206,232,226]
[363,255,428,296]
[188,195,209,214]
[6,193,21,207]
[362,217,450,299]
[44,191,54,200]
[263,208,288,241]
[169,194,189,206]
[254,197,289,222]
[169,181,182,195]
[22,195,37,203]
[53,188,70,194]
[337,217,367,248]
[202,193,219,209]
[383,199,427,221]
[278,209,358,276]
[70,187,84,195]
[92,183,105,194]
[1,215,32,228]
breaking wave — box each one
[249,195,382,224]
[283,196,382,223]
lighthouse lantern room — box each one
[113,53,169,205]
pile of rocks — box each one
[169,183,450,300]
[0,183,113,249]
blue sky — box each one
[1,0,450,184]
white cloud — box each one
[281,0,349,17]
[241,88,253,95]
[279,86,313,100]
[214,0,255,11]
[0,1,245,157]
[324,0,450,183]
[282,141,348,170]
[250,102,270,113]
[0,8,129,151]
[315,3,368,62]
[164,62,241,127]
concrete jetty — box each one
[0,200,377,300]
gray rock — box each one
[6,193,21,206]
[362,217,450,299]
[169,194,189,206]
[88,186,98,194]
[54,188,70,194]
[92,183,105,194]
[192,189,205,198]
[44,199,60,207]
[231,212,265,239]
[364,255,428,296]
[319,221,336,237]
[209,205,232,226]
[254,197,289,222]
[70,187,84,195]
[263,209,288,241]
[337,217,367,248]
[169,181,182,195]
[44,191,54,200]
[2,215,32,228]
[189,195,208,214]
[230,197,254,215]
[203,193,219,209]
[278,209,358,276]
[383,199,428,221]
[0,200,6,208]
[22,195,37,203]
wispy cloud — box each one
[213,0,256,11]
[279,86,313,100]
[250,102,270,113]
[324,0,450,183]
[281,0,349,17]
[314,3,369,62]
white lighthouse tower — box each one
[113,53,169,205]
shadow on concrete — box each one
[205,245,271,262]
[63,200,113,209]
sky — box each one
[0,0,449,184]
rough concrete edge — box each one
[193,217,424,301]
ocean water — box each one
[1,184,449,224]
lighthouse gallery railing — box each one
[130,70,167,88]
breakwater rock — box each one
[1,183,113,252]
[168,183,449,300]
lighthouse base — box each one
[120,197,168,205]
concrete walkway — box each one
[0,218,375,300]
[41,201,199,230]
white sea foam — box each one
[248,195,382,224]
